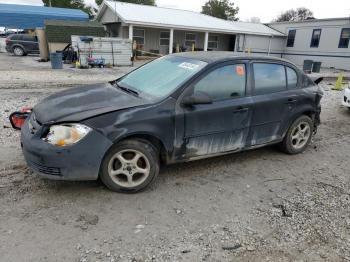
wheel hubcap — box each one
[14,48,22,55]
[290,121,311,150]
[108,149,150,188]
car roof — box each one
[170,51,293,65]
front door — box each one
[180,62,253,159]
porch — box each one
[105,23,236,55]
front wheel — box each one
[100,139,159,193]
[280,115,314,154]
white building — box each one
[95,1,284,55]
[268,18,350,70]
[95,1,350,70]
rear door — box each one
[22,35,38,52]
[179,62,254,159]
[248,62,298,146]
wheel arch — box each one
[282,107,316,138]
[107,132,169,164]
[11,44,24,51]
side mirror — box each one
[181,91,213,106]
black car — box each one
[20,52,323,193]
[5,34,39,56]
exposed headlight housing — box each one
[42,124,91,147]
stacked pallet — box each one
[71,35,133,67]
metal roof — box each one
[98,1,284,37]
[0,3,89,29]
[268,17,350,25]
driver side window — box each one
[193,64,246,101]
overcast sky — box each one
[0,0,349,22]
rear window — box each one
[10,35,22,40]
[253,63,286,95]
[302,75,315,87]
[22,35,37,41]
[286,67,298,89]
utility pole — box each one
[49,0,52,7]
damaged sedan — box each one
[19,52,323,193]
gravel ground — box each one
[0,52,145,89]
[1,54,350,261]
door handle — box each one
[233,106,248,113]
[285,98,297,104]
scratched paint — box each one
[185,130,245,157]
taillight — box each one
[5,37,9,44]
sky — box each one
[0,0,349,23]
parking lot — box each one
[1,52,350,261]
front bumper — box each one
[21,116,113,181]
[342,88,350,108]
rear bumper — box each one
[21,118,113,181]
[5,46,11,52]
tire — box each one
[280,115,314,155]
[13,46,24,56]
[100,139,160,193]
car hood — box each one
[33,83,150,124]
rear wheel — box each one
[281,115,313,154]
[13,46,24,56]
[100,139,159,193]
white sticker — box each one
[178,62,199,70]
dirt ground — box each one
[1,53,350,262]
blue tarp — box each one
[0,3,89,29]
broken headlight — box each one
[42,124,91,147]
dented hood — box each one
[33,83,149,124]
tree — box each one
[95,0,156,6]
[201,0,239,21]
[246,17,261,23]
[42,0,94,18]
[275,7,314,22]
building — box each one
[267,18,350,70]
[95,1,284,56]
[0,3,89,29]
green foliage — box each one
[275,7,314,22]
[95,0,156,6]
[42,0,94,18]
[201,0,239,21]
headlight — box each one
[42,124,91,147]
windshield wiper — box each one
[113,82,139,97]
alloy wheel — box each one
[290,121,311,150]
[107,149,151,188]
[13,47,24,56]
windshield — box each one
[117,56,207,99]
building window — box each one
[159,31,170,46]
[208,35,219,49]
[133,28,145,45]
[338,28,350,48]
[310,29,321,48]
[185,33,196,47]
[286,29,296,47]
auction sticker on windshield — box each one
[178,62,200,70]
